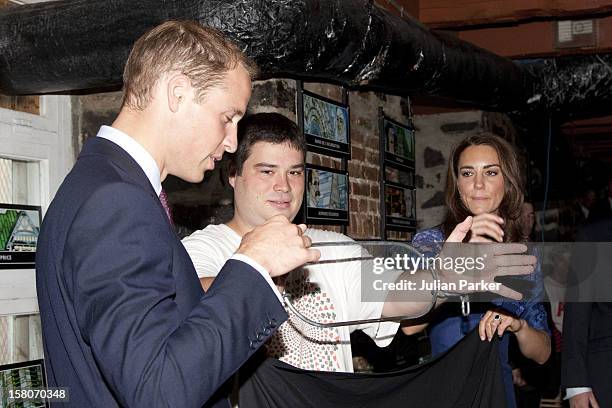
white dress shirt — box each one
[565,387,592,400]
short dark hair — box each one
[229,113,306,177]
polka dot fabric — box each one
[266,269,342,371]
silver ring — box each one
[493,314,501,321]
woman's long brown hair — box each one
[442,133,525,242]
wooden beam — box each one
[421,0,612,29]
[455,15,612,58]
[562,127,612,136]
[563,115,612,127]
[374,0,420,20]
[0,95,40,115]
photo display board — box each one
[0,204,41,269]
[379,108,417,235]
[301,90,351,159]
[0,359,49,407]
[304,164,349,225]
[384,182,417,230]
[383,116,415,171]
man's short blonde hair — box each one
[122,20,258,110]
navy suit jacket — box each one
[36,137,287,407]
[562,218,612,407]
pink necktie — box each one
[159,189,173,224]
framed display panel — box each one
[384,166,415,189]
[300,90,351,159]
[382,115,415,171]
[0,204,41,270]
[384,182,416,231]
[0,359,48,407]
[304,164,349,225]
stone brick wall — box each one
[413,110,484,230]
[413,110,522,231]
[71,92,122,160]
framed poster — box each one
[0,204,41,269]
[382,115,415,170]
[300,90,351,158]
[384,166,415,189]
[304,164,349,225]
[384,182,416,231]
[0,359,49,407]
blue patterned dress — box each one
[412,226,550,408]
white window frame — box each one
[0,95,73,316]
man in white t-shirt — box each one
[182,113,538,378]
[182,112,398,372]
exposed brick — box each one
[352,165,366,179]
[351,129,365,145]
[365,133,379,150]
[370,184,380,199]
[365,149,379,165]
[350,181,358,196]
[364,165,379,182]
[365,215,376,236]
[359,199,368,214]
[352,146,365,162]
[357,117,374,131]
[368,199,379,213]
[355,182,369,196]
[372,220,381,239]
[348,218,358,236]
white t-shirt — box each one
[182,224,399,372]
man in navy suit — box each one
[562,215,612,408]
[35,21,319,407]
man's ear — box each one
[228,174,236,188]
[167,73,191,113]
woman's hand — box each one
[479,309,524,341]
[468,213,505,242]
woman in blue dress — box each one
[410,134,551,408]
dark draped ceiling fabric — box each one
[1,0,611,117]
[237,330,507,408]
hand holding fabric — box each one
[237,214,320,277]
[478,309,523,341]
[437,217,536,300]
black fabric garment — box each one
[350,328,423,372]
[240,329,507,408]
